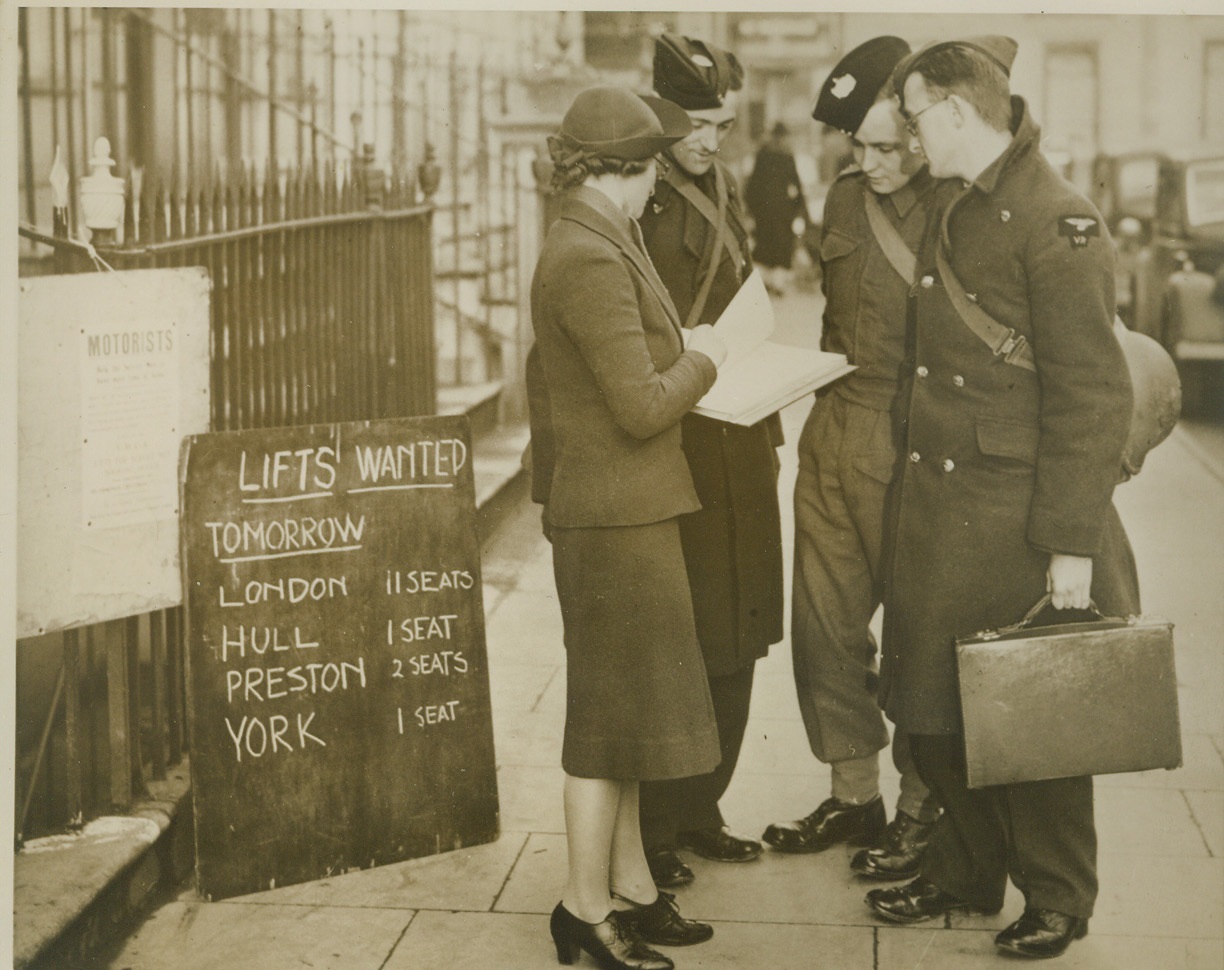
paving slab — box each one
[494,832,566,915]
[1095,733,1224,791]
[879,925,1224,970]
[484,588,565,667]
[1093,785,1216,858]
[1178,685,1224,737]
[392,909,874,970]
[215,833,528,913]
[494,710,567,769]
[1093,855,1224,938]
[496,765,565,834]
[1183,789,1224,857]
[387,910,561,970]
[104,901,413,970]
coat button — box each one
[942,458,956,472]
[920,275,934,288]
[1001,209,1011,222]
[909,451,921,463]
[916,365,929,378]
[966,292,978,303]
[953,375,965,387]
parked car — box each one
[1090,151,1163,323]
[1094,150,1224,409]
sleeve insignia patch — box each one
[1058,215,1100,248]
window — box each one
[1042,44,1099,159]
[1204,40,1224,144]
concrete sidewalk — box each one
[102,288,1224,970]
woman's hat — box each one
[551,86,692,167]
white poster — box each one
[18,267,211,637]
[79,321,181,529]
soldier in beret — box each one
[636,31,785,889]
[761,36,942,881]
[865,37,1140,961]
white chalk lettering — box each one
[385,569,475,594]
[353,438,468,482]
[395,615,459,643]
[204,513,364,559]
[238,447,338,493]
[218,575,349,607]
[414,701,461,726]
[408,651,468,676]
[224,658,367,703]
[220,626,319,662]
[296,711,325,749]
[224,712,326,761]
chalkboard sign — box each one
[180,415,498,901]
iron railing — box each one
[16,162,435,843]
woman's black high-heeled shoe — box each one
[612,890,713,946]
[549,903,674,970]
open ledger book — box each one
[690,272,855,426]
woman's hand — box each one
[686,324,727,367]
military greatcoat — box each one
[881,99,1142,736]
[639,158,785,677]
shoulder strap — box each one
[862,190,918,284]
[934,243,1035,372]
[685,165,731,328]
[665,163,745,284]
[932,186,1035,372]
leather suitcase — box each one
[956,596,1181,789]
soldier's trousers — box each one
[792,392,935,818]
[911,733,1098,918]
[639,662,755,846]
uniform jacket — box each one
[527,185,717,529]
[820,166,935,416]
[639,157,784,676]
[881,98,1141,734]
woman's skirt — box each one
[551,517,721,781]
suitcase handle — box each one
[987,594,1106,640]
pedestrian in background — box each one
[745,121,807,296]
[526,85,729,970]
[866,37,1140,961]
[636,31,786,890]
[762,36,941,882]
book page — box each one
[698,342,845,415]
[710,270,775,364]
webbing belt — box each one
[862,190,917,285]
[934,242,1036,372]
[665,164,744,328]
[931,185,1036,372]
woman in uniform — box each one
[527,86,728,970]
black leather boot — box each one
[850,811,934,880]
[763,795,887,853]
[995,908,1088,958]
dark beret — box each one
[653,32,744,111]
[812,36,911,135]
